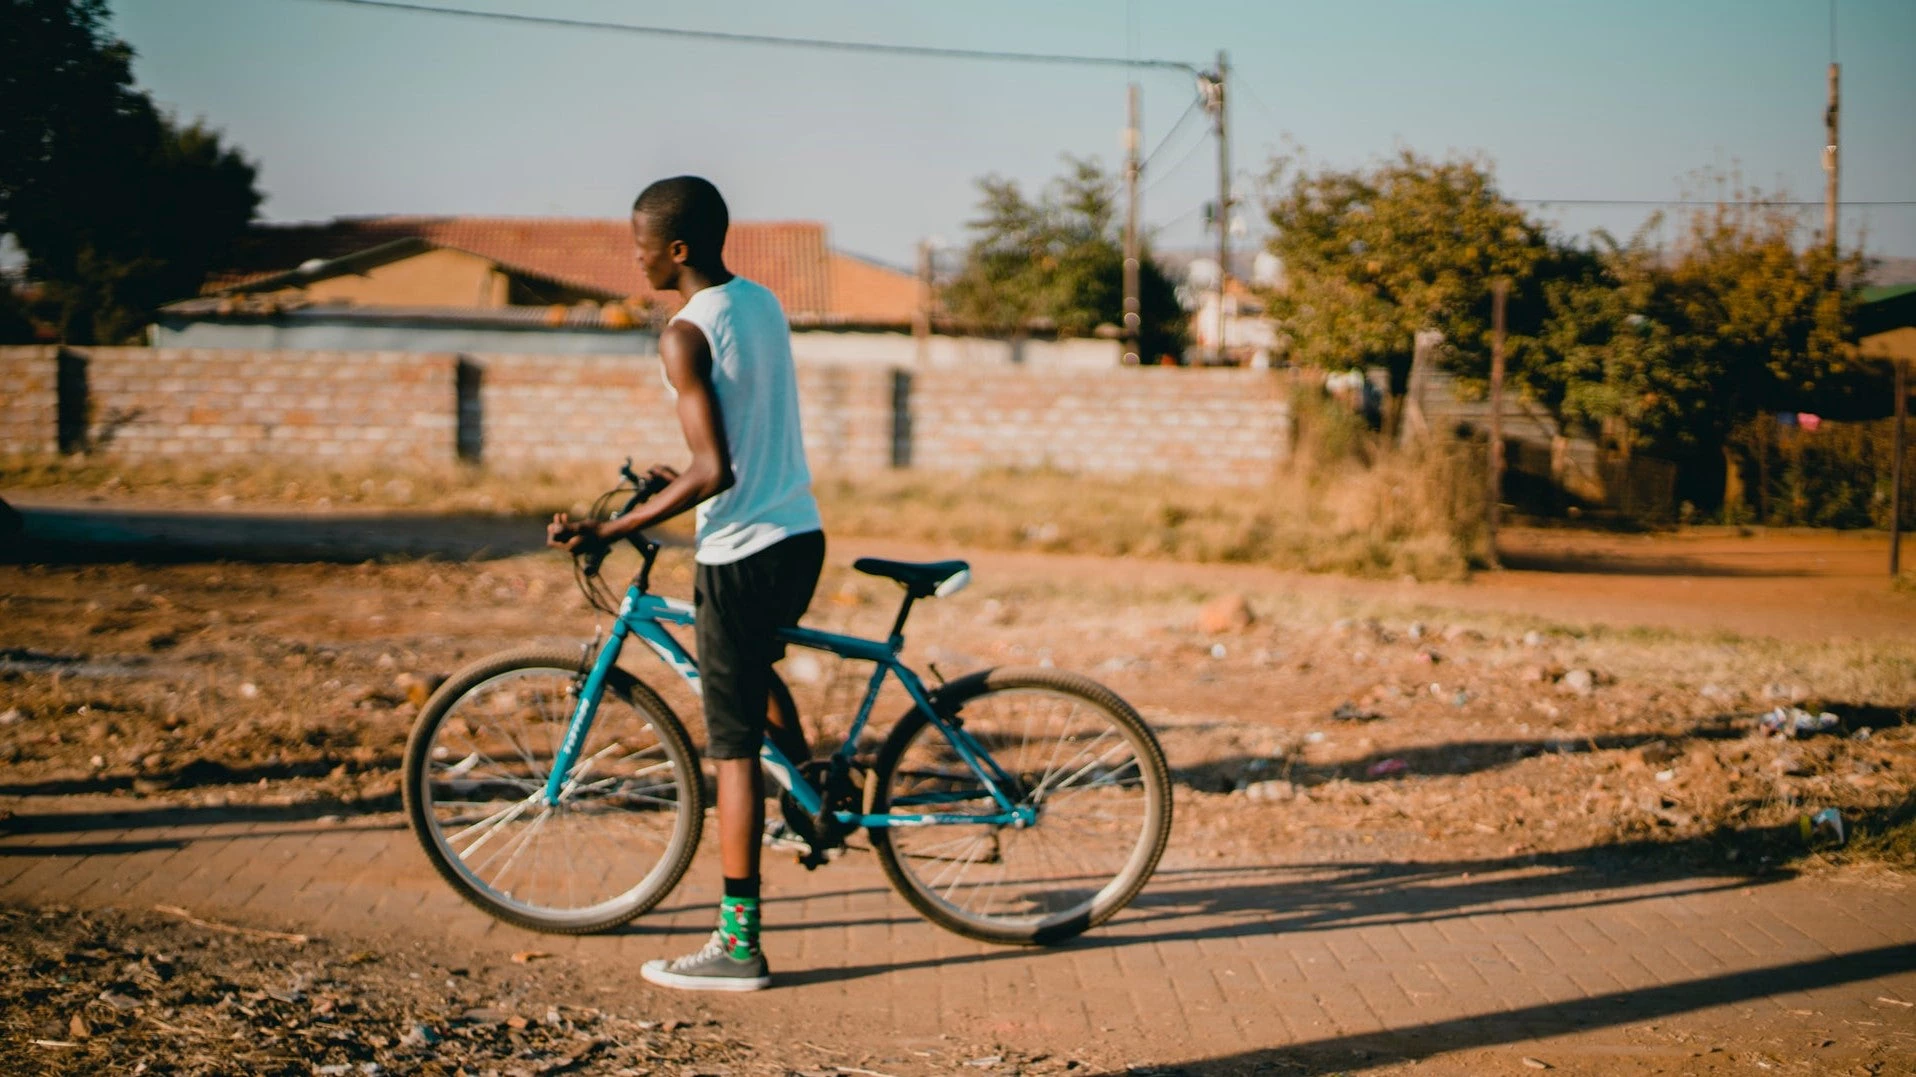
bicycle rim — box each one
[407,650,701,932]
[871,669,1170,944]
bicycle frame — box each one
[542,578,1037,832]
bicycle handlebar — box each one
[580,457,670,578]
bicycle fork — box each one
[543,619,632,807]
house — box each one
[154,216,923,354]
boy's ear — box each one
[669,238,690,265]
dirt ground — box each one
[1,500,1913,1074]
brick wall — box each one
[0,347,1293,484]
[0,347,57,453]
[2,347,457,463]
[465,353,677,467]
[906,366,1290,482]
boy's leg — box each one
[641,532,823,993]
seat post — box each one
[885,592,916,649]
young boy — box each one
[547,176,823,991]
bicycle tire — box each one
[403,647,704,934]
[867,667,1172,945]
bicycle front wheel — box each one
[868,667,1171,945]
[402,647,704,934]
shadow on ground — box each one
[0,504,558,564]
[1088,942,1916,1075]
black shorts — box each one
[694,529,825,760]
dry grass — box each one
[4,387,1485,580]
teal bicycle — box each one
[402,463,1171,945]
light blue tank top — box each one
[667,277,822,565]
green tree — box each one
[944,157,1185,361]
[1533,224,1690,455]
[1261,150,1552,382]
[1,0,260,343]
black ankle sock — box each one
[723,875,760,900]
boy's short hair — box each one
[633,176,728,257]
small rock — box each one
[1698,683,1728,701]
[1209,643,1227,659]
[782,652,825,685]
[1521,1058,1551,1071]
[237,682,259,700]
[1196,593,1254,634]
[1442,624,1482,642]
[1242,780,1295,802]
[1639,740,1681,766]
[1331,702,1385,722]
[98,991,140,1013]
[398,1023,439,1048]
[1407,621,1427,640]
[1522,630,1545,648]
[1559,669,1596,697]
[1655,769,1677,783]
[0,708,22,726]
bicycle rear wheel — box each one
[402,647,704,934]
[868,667,1171,945]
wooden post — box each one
[1894,358,1907,577]
[1486,280,1509,569]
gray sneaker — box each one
[640,932,771,992]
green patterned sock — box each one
[718,896,760,960]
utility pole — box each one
[913,238,933,366]
[1202,51,1229,363]
[1824,60,1840,249]
[1122,83,1142,365]
[1486,280,1509,569]
[1894,358,1907,578]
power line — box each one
[1143,130,1211,194]
[1142,96,1205,172]
[292,0,1203,73]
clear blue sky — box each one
[109,0,1916,267]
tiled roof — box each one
[210,216,857,320]
[829,251,922,324]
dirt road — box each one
[1,497,1912,1074]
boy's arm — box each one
[549,321,732,548]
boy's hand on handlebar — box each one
[640,463,679,491]
[546,513,609,553]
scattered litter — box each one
[1304,731,1327,744]
[399,1023,439,1048]
[1655,769,1677,783]
[1209,643,1227,659]
[1802,807,1845,846]
[1366,758,1409,779]
[1760,707,1841,739]
[1852,727,1873,741]
[1331,702,1385,723]
[964,1057,1003,1068]
[509,950,551,964]
[99,990,141,1012]
[1521,1058,1552,1070]
[1407,621,1427,640]
[1522,630,1545,648]
[1450,690,1471,707]
[1698,683,1728,701]
[1876,996,1914,1008]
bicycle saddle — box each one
[852,557,971,598]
